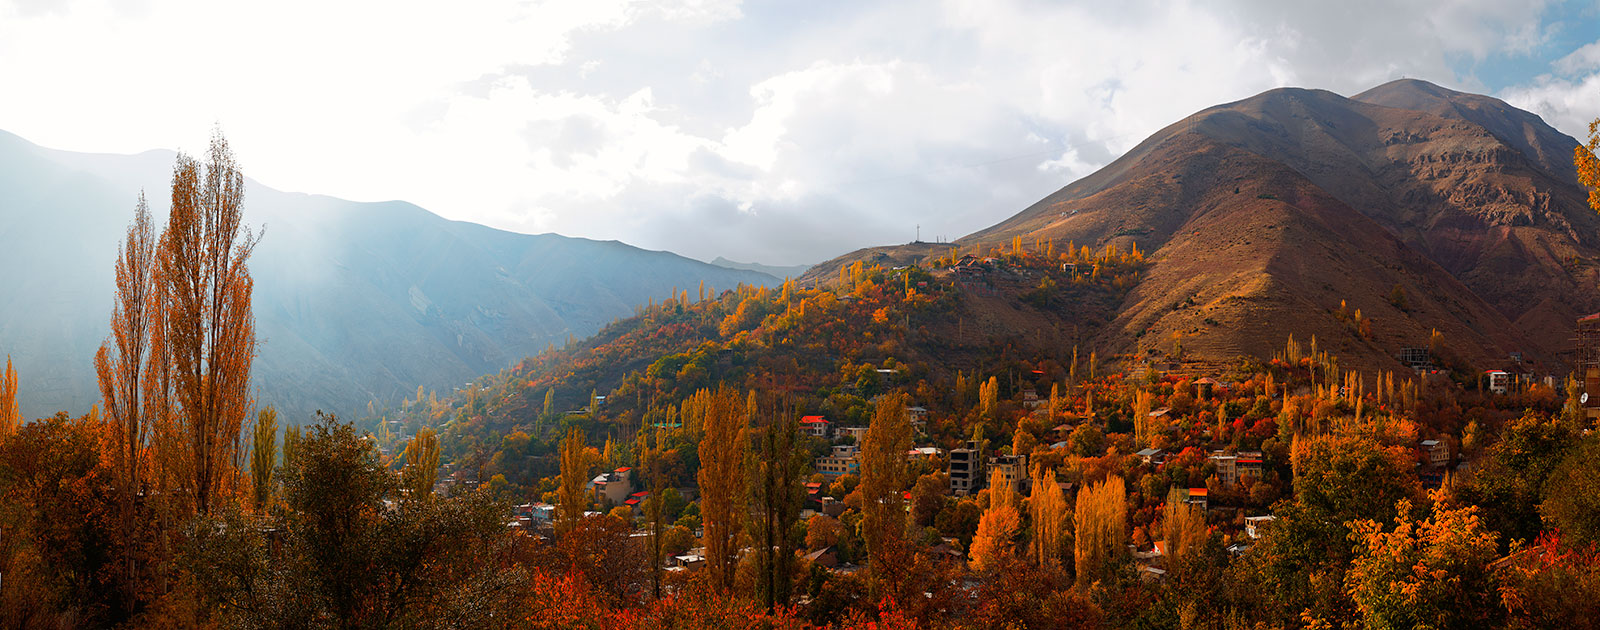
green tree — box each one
[250,406,278,511]
[750,395,808,611]
[1540,435,1600,546]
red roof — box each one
[624,498,640,506]
[1188,488,1209,497]
[805,482,823,488]
[614,467,632,473]
[630,491,650,497]
[1237,459,1263,464]
[1581,312,1600,322]
[801,416,828,424]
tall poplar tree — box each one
[751,393,807,611]
[0,355,17,440]
[1074,476,1127,587]
[251,406,278,511]
[1030,464,1068,569]
[859,392,912,589]
[162,130,260,515]
[697,386,747,591]
[557,426,593,534]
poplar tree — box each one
[751,393,807,611]
[0,355,17,440]
[251,406,278,511]
[1161,486,1206,572]
[402,427,441,499]
[860,392,913,589]
[557,427,593,533]
[697,386,747,591]
[162,130,260,516]
[1030,465,1068,569]
[1074,476,1127,587]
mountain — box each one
[0,130,779,420]
[708,256,812,280]
[809,79,1600,374]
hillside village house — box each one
[1136,448,1164,466]
[837,426,870,443]
[1485,369,1509,395]
[1420,439,1450,467]
[800,415,830,438]
[949,440,984,495]
[1245,515,1277,539]
[589,467,633,505]
[989,452,1030,494]
[816,444,859,480]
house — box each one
[589,467,634,505]
[1136,447,1164,466]
[803,546,838,568]
[1209,452,1238,487]
[800,415,830,438]
[816,444,860,480]
[905,406,929,428]
[1420,439,1449,467]
[907,446,943,461]
[837,426,870,443]
[804,482,825,508]
[988,452,1030,494]
[1485,370,1510,395]
[624,491,650,516]
[1194,377,1220,398]
[1245,515,1277,539]
[1185,488,1208,510]
[1236,454,1264,483]
[672,548,706,570]
[949,440,984,495]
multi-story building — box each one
[1579,314,1600,423]
[815,444,859,480]
[949,440,984,495]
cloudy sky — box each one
[1,0,1597,266]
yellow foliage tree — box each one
[696,386,747,591]
[1074,475,1126,587]
[1160,486,1206,571]
[1030,465,1068,569]
[1577,118,1600,214]
[970,467,1020,573]
[0,355,16,440]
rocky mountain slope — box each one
[813,79,1599,374]
[0,130,778,420]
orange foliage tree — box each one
[696,386,747,591]
[161,130,260,516]
[0,355,17,440]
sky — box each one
[1,0,1597,267]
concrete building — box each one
[949,440,984,495]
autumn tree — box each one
[859,392,913,590]
[401,427,441,499]
[162,130,260,516]
[1577,118,1600,215]
[557,426,594,533]
[1030,465,1068,569]
[0,356,17,440]
[697,386,747,591]
[1073,475,1126,587]
[1343,490,1501,629]
[970,468,1020,573]
[1160,486,1206,571]
[250,407,277,511]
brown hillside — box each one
[810,79,1596,373]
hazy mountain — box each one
[0,130,778,420]
[708,256,811,280]
[807,79,1599,373]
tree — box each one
[97,193,158,521]
[979,377,999,419]
[0,355,17,440]
[401,427,441,499]
[696,386,746,591]
[1577,118,1600,215]
[162,130,260,516]
[558,426,594,533]
[859,392,912,590]
[250,407,277,511]
[1160,486,1206,572]
[1539,435,1600,546]
[751,394,808,611]
[1073,475,1126,588]
[1344,490,1501,629]
[1030,465,1068,569]
[970,468,1020,573]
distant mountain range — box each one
[807,79,1600,374]
[0,130,781,421]
[709,256,813,280]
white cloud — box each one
[0,0,1589,266]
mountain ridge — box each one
[0,130,779,420]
